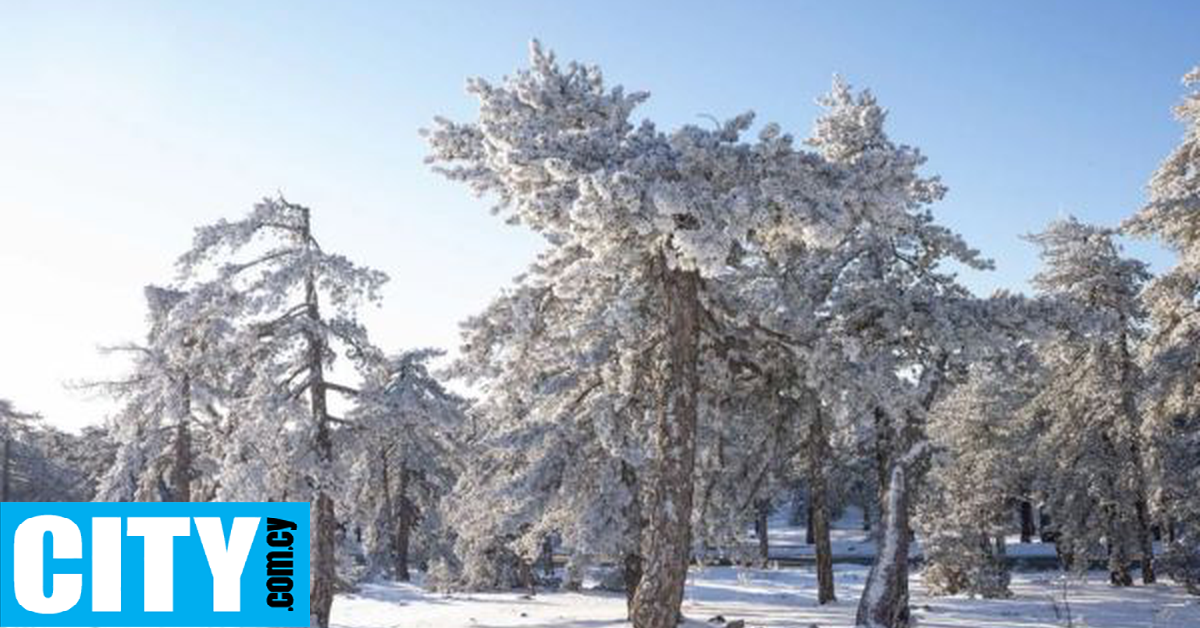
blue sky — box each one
[2,1,1197,430]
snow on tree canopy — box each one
[425,40,862,278]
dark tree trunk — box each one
[807,398,836,604]
[1109,549,1134,586]
[170,378,192,503]
[395,465,412,582]
[1104,516,1132,590]
[1039,507,1055,543]
[1118,327,1154,585]
[541,536,555,577]
[302,207,336,628]
[1019,500,1035,544]
[871,407,892,544]
[1056,544,1075,571]
[520,559,536,596]
[806,500,816,545]
[631,259,700,628]
[1100,440,1133,587]
[624,552,643,620]
[621,461,644,620]
[1135,499,1155,584]
[312,493,336,628]
[379,448,397,577]
[862,497,872,532]
[856,462,911,628]
[755,499,770,567]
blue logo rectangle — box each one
[0,502,310,627]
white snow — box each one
[332,566,1200,628]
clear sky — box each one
[2,1,1197,431]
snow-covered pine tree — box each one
[712,252,848,602]
[60,424,117,501]
[0,398,40,501]
[443,246,655,614]
[691,340,805,569]
[444,240,800,612]
[1025,216,1153,585]
[92,285,229,503]
[347,349,464,582]
[175,197,388,628]
[919,354,1038,598]
[796,79,996,628]
[427,43,853,628]
[0,402,108,502]
[1123,65,1200,594]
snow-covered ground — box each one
[753,506,1082,561]
[332,566,1200,628]
[331,507,1196,627]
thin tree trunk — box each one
[1101,436,1134,587]
[313,492,336,627]
[395,465,412,582]
[1135,499,1155,584]
[520,559,536,596]
[1019,500,1035,543]
[806,500,816,545]
[624,552,644,620]
[170,376,192,503]
[1107,522,1134,586]
[808,398,836,604]
[755,499,770,567]
[856,462,911,628]
[1039,507,1054,543]
[631,258,700,628]
[302,207,336,628]
[541,536,555,577]
[621,460,644,620]
[379,447,397,577]
[871,406,892,544]
[1116,326,1154,584]
[981,534,1012,599]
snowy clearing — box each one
[333,566,1200,628]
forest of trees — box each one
[1,46,1198,628]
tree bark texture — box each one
[395,465,412,582]
[621,460,644,619]
[807,398,836,604]
[856,462,911,628]
[755,499,770,567]
[631,260,701,628]
[1019,500,1035,544]
[302,207,336,628]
